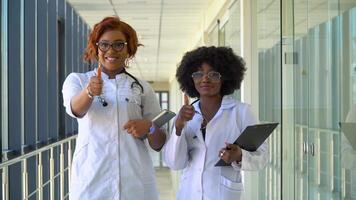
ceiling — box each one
[67,0,213,82]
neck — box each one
[199,95,222,122]
[101,66,125,79]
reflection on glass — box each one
[294,1,356,199]
[342,6,356,200]
[257,0,282,199]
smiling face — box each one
[97,30,128,74]
[193,63,222,98]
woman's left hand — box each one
[218,143,242,164]
[123,119,151,138]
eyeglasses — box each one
[96,41,127,52]
[191,71,222,82]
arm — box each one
[123,82,166,151]
[123,119,166,151]
[147,124,166,151]
[240,105,269,170]
[71,76,102,118]
[163,121,190,170]
[218,141,268,171]
[62,73,88,118]
[163,95,194,170]
[240,141,268,171]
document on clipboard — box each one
[215,122,279,166]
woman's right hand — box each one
[175,94,195,135]
[87,76,103,96]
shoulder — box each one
[235,101,259,125]
[65,71,94,82]
[235,101,252,111]
[135,78,155,95]
[221,95,251,112]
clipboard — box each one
[152,109,176,128]
[339,122,356,150]
[215,122,279,166]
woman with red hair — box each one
[62,16,166,200]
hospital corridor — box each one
[1,0,356,199]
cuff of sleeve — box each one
[149,123,156,135]
[65,100,79,119]
[231,160,242,170]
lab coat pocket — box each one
[119,94,143,119]
[219,174,243,199]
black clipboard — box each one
[215,122,279,166]
[339,122,356,150]
[152,109,176,127]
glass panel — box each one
[257,0,282,199]
[306,1,346,199]
[294,0,356,199]
[207,24,219,46]
[225,1,242,101]
[161,92,167,101]
[225,1,241,55]
[161,103,168,110]
[340,5,356,200]
[218,25,225,46]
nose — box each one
[106,45,116,53]
[201,74,210,82]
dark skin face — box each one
[193,63,222,98]
[97,30,128,78]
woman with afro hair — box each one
[164,46,268,200]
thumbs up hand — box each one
[175,94,195,136]
[87,64,103,97]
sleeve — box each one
[163,119,190,170]
[238,105,269,171]
[62,73,84,118]
[141,82,161,120]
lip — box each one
[105,56,119,63]
[199,85,213,90]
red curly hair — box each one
[84,16,141,62]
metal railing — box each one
[0,135,77,200]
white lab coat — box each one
[163,95,268,200]
[62,69,162,200]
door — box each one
[293,0,356,199]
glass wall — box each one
[293,1,356,199]
[256,0,356,199]
[256,0,282,199]
[339,4,356,199]
[206,1,242,100]
[223,1,242,100]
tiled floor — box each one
[155,168,175,200]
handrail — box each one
[0,134,77,168]
[0,134,77,200]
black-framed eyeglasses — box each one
[191,71,222,82]
[96,41,127,52]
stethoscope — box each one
[97,68,144,107]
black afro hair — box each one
[176,46,246,98]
